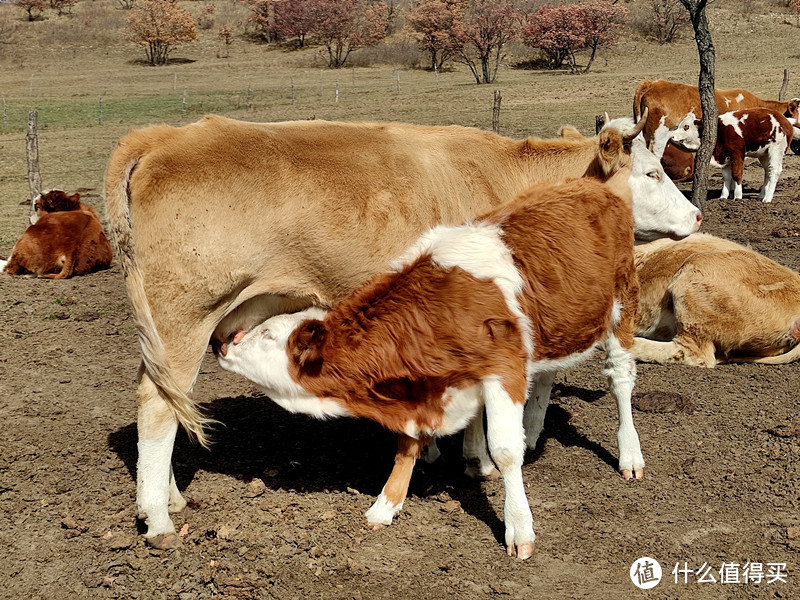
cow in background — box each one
[1,189,113,279]
[633,233,800,367]
[633,79,800,152]
[671,108,793,203]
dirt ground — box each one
[1,161,799,600]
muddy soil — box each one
[1,164,799,600]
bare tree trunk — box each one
[26,109,41,221]
[492,90,501,134]
[679,0,716,210]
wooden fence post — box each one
[779,69,789,102]
[492,90,502,134]
[26,109,42,219]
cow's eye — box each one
[683,124,690,131]
[647,170,661,181]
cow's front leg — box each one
[365,434,425,528]
[137,372,182,549]
[603,335,644,480]
[483,377,534,560]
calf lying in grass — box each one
[218,177,643,560]
[634,233,800,366]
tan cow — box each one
[633,79,800,154]
[633,233,800,367]
[104,114,699,548]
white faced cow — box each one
[104,114,699,549]
[671,108,794,203]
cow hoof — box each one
[507,542,535,560]
[367,522,387,531]
[621,468,644,481]
[464,462,501,480]
[146,533,182,550]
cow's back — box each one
[107,115,576,310]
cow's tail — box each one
[633,79,655,123]
[105,136,214,448]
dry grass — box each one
[0,0,798,249]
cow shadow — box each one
[108,384,618,547]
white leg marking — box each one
[523,371,556,450]
[483,377,535,558]
[0,258,8,272]
[720,164,733,199]
[137,425,179,539]
[365,488,403,526]
[603,335,644,477]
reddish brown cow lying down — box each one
[218,178,643,560]
[1,190,113,279]
[633,233,800,367]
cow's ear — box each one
[71,192,81,203]
[597,128,623,176]
[290,320,327,371]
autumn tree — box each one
[126,0,198,66]
[311,0,389,68]
[50,0,77,16]
[452,0,521,84]
[520,3,581,70]
[243,0,276,41]
[273,0,317,47]
[218,25,234,57]
[406,0,467,71]
[576,1,628,73]
[635,0,691,43]
[15,0,47,21]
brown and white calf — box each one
[217,178,643,560]
[633,233,800,367]
[1,190,113,279]
[670,108,794,203]
[633,78,800,152]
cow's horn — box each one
[603,112,610,126]
[622,107,647,141]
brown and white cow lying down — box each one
[217,178,643,560]
[633,78,800,153]
[0,189,113,279]
[633,233,800,367]
[670,108,794,203]
[105,114,699,548]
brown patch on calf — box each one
[288,259,528,434]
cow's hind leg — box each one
[523,371,556,451]
[136,331,209,548]
[365,434,425,528]
[631,335,717,367]
[757,147,783,203]
[463,411,500,479]
[483,377,534,560]
[604,334,644,479]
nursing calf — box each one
[106,114,698,548]
[219,178,643,560]
[633,233,800,367]
[671,108,793,203]
[1,190,113,279]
